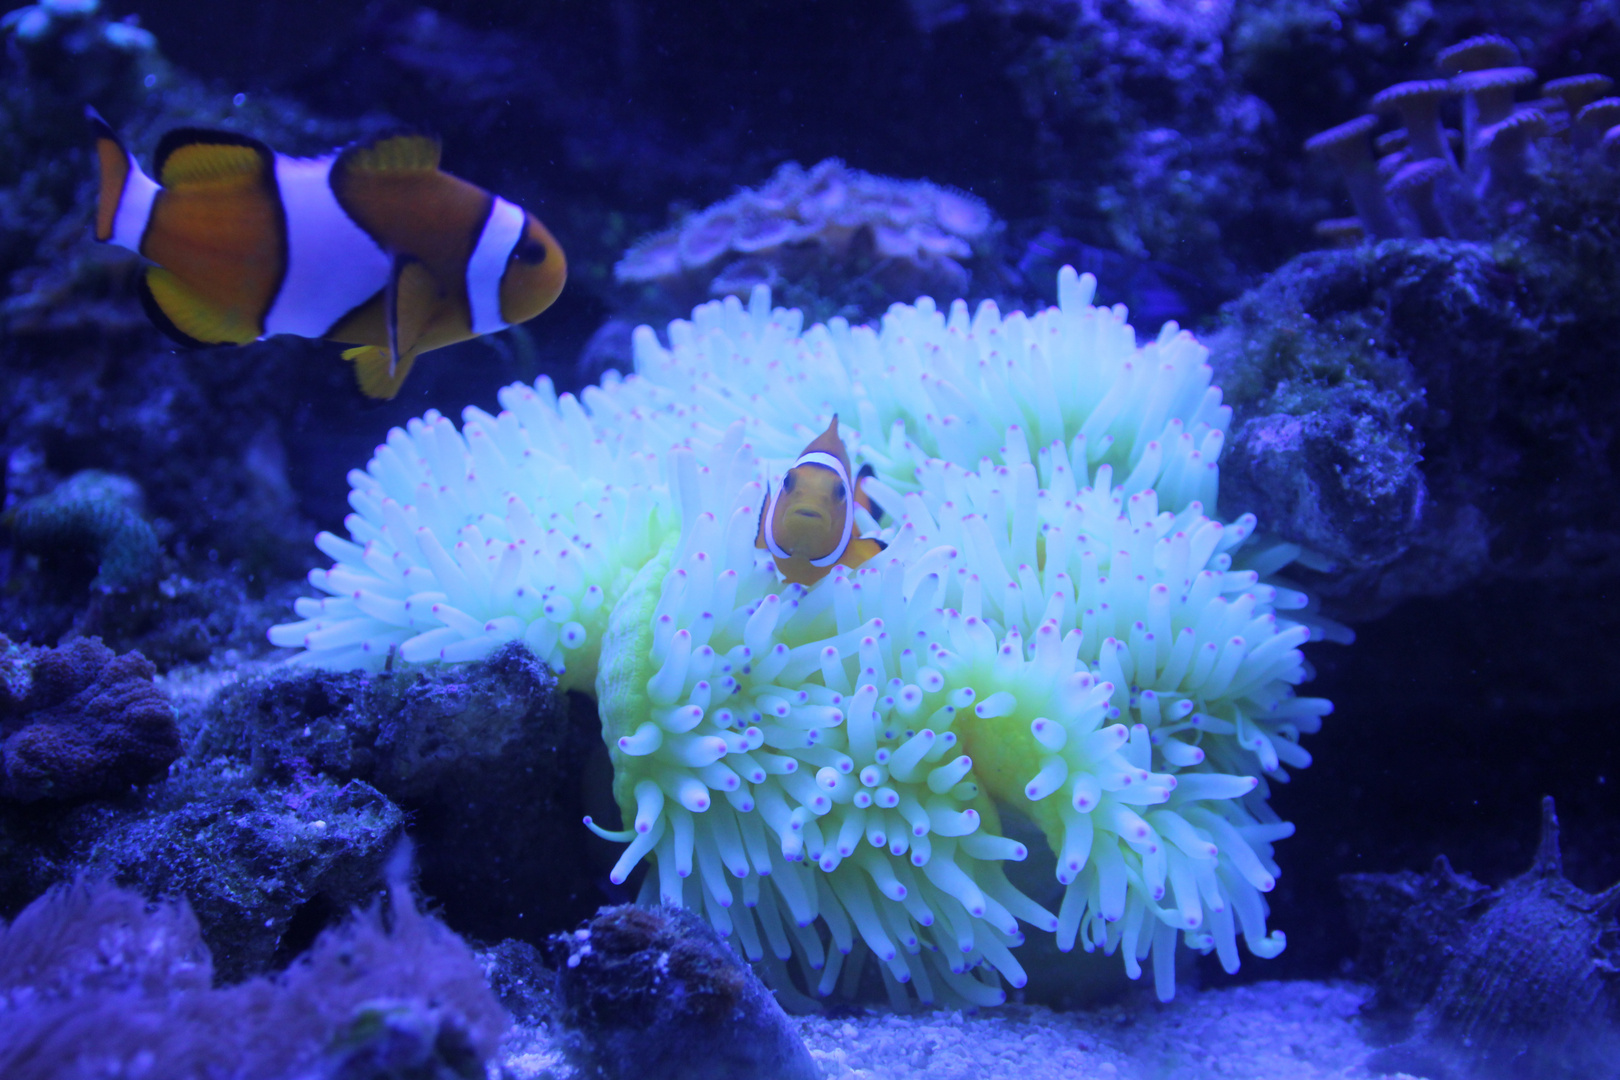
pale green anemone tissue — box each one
[269,267,1348,1007]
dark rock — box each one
[1343,798,1620,1079]
[1208,205,1620,618]
[550,904,819,1080]
[193,643,606,947]
[479,938,560,1027]
[0,755,405,981]
[0,633,179,802]
[0,862,506,1080]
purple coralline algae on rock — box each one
[0,633,179,802]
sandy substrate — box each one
[503,979,1423,1080]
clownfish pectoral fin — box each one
[343,345,419,400]
[141,266,257,346]
[384,256,442,374]
[838,536,888,572]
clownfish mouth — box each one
[793,508,825,520]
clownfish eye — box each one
[783,472,796,492]
[512,236,548,264]
[834,481,846,501]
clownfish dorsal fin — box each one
[801,416,849,470]
[151,128,274,190]
[141,266,258,345]
[343,345,420,400]
[337,133,443,176]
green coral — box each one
[10,472,162,592]
[9,470,161,591]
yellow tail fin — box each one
[343,345,418,399]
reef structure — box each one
[270,270,1342,1006]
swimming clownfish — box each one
[755,416,888,587]
[86,108,566,399]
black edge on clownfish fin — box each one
[152,127,274,188]
[138,269,209,349]
[385,254,403,376]
[855,463,884,523]
[142,266,259,346]
[754,483,772,550]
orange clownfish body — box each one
[755,416,887,587]
[87,108,566,399]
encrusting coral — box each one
[0,632,179,802]
[271,268,1341,1006]
[615,158,995,318]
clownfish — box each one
[756,416,888,586]
[86,109,566,399]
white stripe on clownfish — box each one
[467,196,526,336]
[762,449,856,567]
[265,154,390,339]
[109,152,159,253]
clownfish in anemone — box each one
[755,416,888,586]
[86,108,566,399]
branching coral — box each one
[270,268,1339,1005]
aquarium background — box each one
[2,0,1619,1076]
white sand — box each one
[503,979,1424,1080]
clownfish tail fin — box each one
[87,106,158,251]
[344,345,418,400]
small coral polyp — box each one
[270,268,1335,1005]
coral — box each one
[195,643,601,942]
[1343,798,1620,1080]
[0,633,179,802]
[7,469,161,592]
[1302,31,1620,242]
[616,159,996,323]
[0,860,507,1080]
[271,268,1339,1006]
[549,904,820,1080]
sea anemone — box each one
[270,268,1339,1005]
